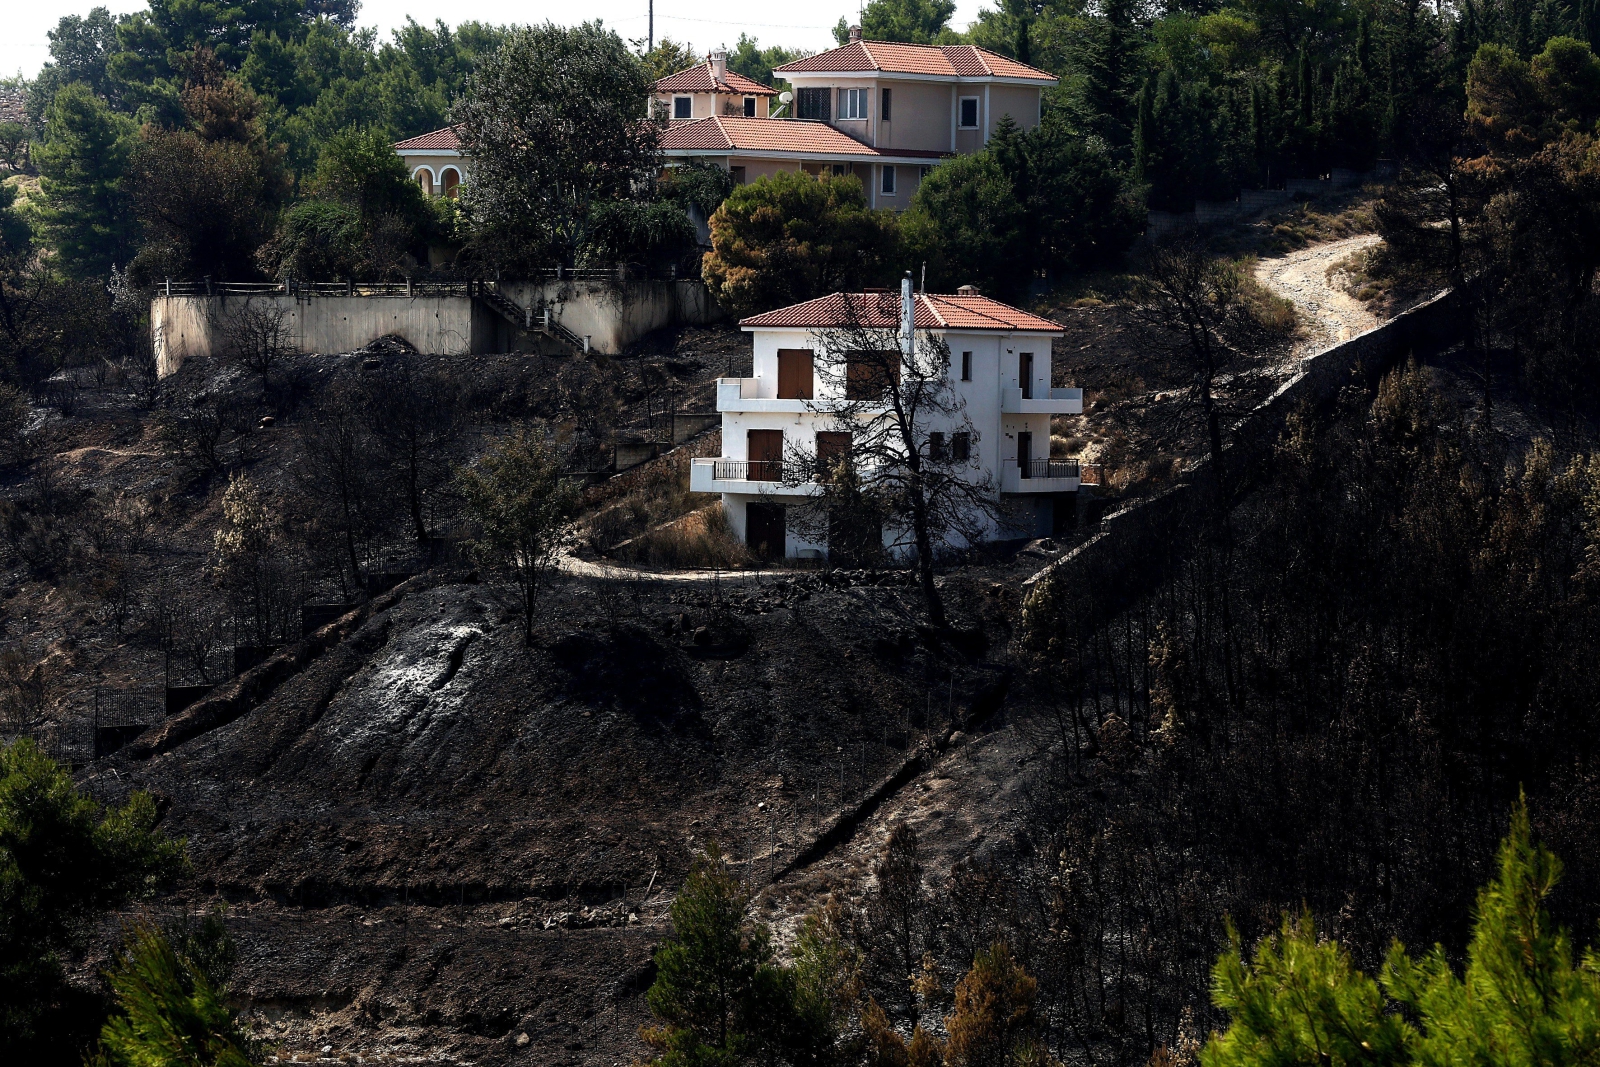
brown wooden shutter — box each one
[777,349,814,399]
[748,429,784,481]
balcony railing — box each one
[1012,458,1081,480]
[713,459,787,482]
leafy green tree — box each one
[457,429,578,647]
[260,125,437,278]
[642,846,812,1065]
[1203,800,1600,1067]
[859,0,959,44]
[33,82,138,279]
[901,153,1030,302]
[0,738,187,1063]
[127,51,290,282]
[725,35,808,90]
[641,38,699,82]
[97,924,252,1067]
[455,21,660,271]
[701,172,901,317]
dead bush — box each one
[612,502,753,569]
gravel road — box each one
[1254,232,1385,355]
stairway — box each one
[472,283,588,354]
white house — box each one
[689,284,1082,559]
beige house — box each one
[773,29,1056,157]
[656,30,1056,209]
[394,125,466,198]
[393,32,1056,212]
[653,50,780,119]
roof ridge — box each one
[857,39,885,70]
[919,293,947,328]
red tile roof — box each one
[658,116,943,158]
[740,292,1064,332]
[393,125,463,151]
[775,41,1055,82]
[654,61,780,96]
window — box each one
[838,87,869,119]
[730,166,746,185]
[1019,352,1034,399]
[959,96,979,128]
[881,165,896,195]
[673,96,693,119]
[831,163,849,177]
[960,351,972,381]
[881,87,892,120]
[777,349,814,399]
[928,432,946,461]
[846,351,900,400]
[920,165,933,180]
[951,432,971,462]
[415,170,433,197]
[797,87,831,120]
[744,95,757,117]
[440,168,461,198]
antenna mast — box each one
[649,0,654,52]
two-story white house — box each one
[689,284,1081,559]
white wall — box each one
[722,325,1061,555]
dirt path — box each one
[1254,233,1384,354]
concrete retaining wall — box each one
[153,278,726,377]
[501,278,722,355]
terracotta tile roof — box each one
[740,292,1064,332]
[658,116,943,158]
[654,62,780,96]
[774,40,1055,82]
[393,125,463,151]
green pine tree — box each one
[97,924,253,1067]
[33,82,139,279]
[641,847,807,1064]
[1202,798,1600,1067]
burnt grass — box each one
[84,569,1017,1064]
[2,315,1176,1065]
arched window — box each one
[441,168,461,198]
[414,168,434,196]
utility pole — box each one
[649,0,654,53]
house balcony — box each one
[1002,386,1083,415]
[1000,458,1081,494]
[690,458,822,496]
[716,377,812,414]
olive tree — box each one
[455,22,661,271]
[457,429,578,646]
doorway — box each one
[1017,431,1033,478]
[1019,352,1034,399]
[747,503,786,560]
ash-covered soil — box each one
[80,565,1017,1065]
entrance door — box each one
[747,503,786,560]
[777,349,814,399]
[1019,352,1034,399]
[1017,431,1033,479]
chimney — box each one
[848,25,863,42]
[957,283,980,295]
[901,272,914,359]
[709,49,727,82]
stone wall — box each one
[1024,289,1464,616]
